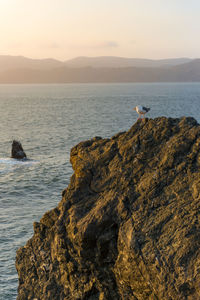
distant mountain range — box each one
[0,55,199,83]
[64,56,192,68]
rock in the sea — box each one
[16,117,200,299]
[11,140,27,159]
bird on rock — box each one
[133,105,150,120]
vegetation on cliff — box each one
[16,117,200,299]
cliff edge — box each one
[16,117,200,299]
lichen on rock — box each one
[16,117,200,299]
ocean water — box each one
[1,82,200,299]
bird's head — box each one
[133,107,136,111]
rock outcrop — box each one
[16,117,200,299]
[11,140,27,159]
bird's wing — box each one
[142,107,150,112]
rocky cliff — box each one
[16,117,200,300]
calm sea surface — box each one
[1,83,200,299]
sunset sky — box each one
[0,0,200,60]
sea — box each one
[1,82,200,299]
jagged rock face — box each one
[11,140,27,159]
[16,117,200,299]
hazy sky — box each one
[0,0,200,60]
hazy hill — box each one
[64,56,192,68]
[0,63,199,83]
[0,55,63,71]
[170,58,200,81]
[0,55,199,83]
[0,55,193,72]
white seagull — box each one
[133,105,150,120]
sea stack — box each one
[16,117,200,299]
[11,140,27,159]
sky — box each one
[0,0,200,61]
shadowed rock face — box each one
[11,140,27,159]
[16,117,200,299]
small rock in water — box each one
[11,140,27,159]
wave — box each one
[0,158,38,166]
[0,158,39,174]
